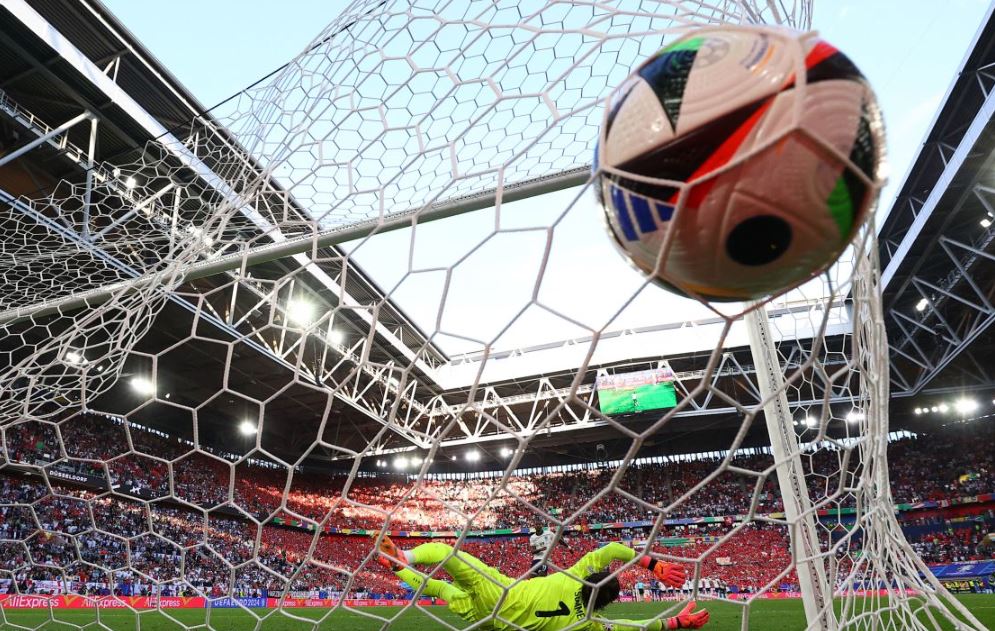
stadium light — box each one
[915,298,928,312]
[938,403,949,413]
[804,416,817,428]
[328,329,344,344]
[465,450,481,462]
[954,398,978,415]
[393,457,409,470]
[450,455,457,461]
[982,218,992,228]
[239,420,257,436]
[846,411,865,423]
[125,176,137,189]
[500,447,513,458]
[65,350,84,366]
[914,407,922,415]
[931,406,939,412]
[287,298,316,325]
[410,456,423,466]
[130,377,155,396]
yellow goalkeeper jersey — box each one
[458,542,663,631]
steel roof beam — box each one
[0,189,428,452]
[0,0,438,376]
[880,83,995,290]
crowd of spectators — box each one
[888,432,995,503]
[905,512,995,564]
[7,415,992,533]
[2,418,993,598]
[0,473,799,598]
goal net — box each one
[0,1,985,630]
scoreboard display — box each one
[595,367,677,415]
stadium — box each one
[0,1,994,630]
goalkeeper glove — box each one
[637,555,685,588]
[667,601,710,629]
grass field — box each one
[2,596,993,630]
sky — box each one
[102,0,992,361]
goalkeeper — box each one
[377,536,709,630]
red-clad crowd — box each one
[7,415,993,532]
[2,416,993,598]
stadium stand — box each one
[2,420,992,597]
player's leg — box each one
[409,542,514,589]
[381,537,512,591]
[380,537,514,621]
[394,566,469,602]
[377,537,469,602]
[530,556,549,577]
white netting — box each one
[0,1,988,630]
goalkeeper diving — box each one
[377,536,709,630]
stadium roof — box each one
[1,1,994,471]
[0,0,444,461]
[877,0,995,407]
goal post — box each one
[746,304,836,630]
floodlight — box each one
[130,377,154,396]
[287,298,316,325]
[954,399,978,415]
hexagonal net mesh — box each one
[0,1,986,630]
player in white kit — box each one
[529,523,558,577]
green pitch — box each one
[3,596,993,630]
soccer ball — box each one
[594,26,885,301]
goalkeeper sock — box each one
[395,567,468,602]
[408,542,453,565]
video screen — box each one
[596,367,677,415]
